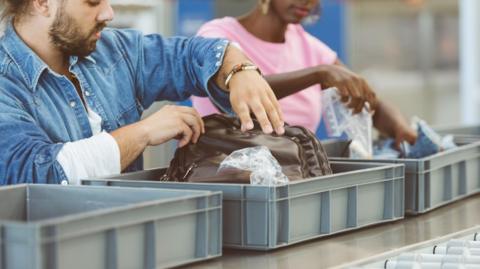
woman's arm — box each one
[264,59,417,145]
[265,60,378,113]
[264,66,321,99]
[372,99,417,147]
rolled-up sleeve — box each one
[109,29,233,113]
[56,131,121,185]
[0,104,68,185]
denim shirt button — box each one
[84,91,90,97]
[60,180,68,185]
[69,101,76,108]
[215,61,221,67]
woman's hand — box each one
[373,100,417,148]
[317,64,378,113]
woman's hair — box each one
[1,0,31,21]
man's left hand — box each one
[228,70,285,135]
[215,44,284,135]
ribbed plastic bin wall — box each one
[0,184,222,269]
[342,225,480,269]
[83,162,405,250]
[322,138,480,215]
[435,124,480,143]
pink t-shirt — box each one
[192,17,337,132]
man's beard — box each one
[49,8,105,57]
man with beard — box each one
[0,0,286,185]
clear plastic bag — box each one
[217,146,289,186]
[322,87,373,158]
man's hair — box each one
[1,0,31,21]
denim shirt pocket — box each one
[114,101,142,127]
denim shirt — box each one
[0,23,232,185]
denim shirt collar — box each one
[2,22,96,92]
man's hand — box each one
[214,45,284,135]
[317,64,378,113]
[111,105,204,170]
[137,105,205,147]
[228,70,284,134]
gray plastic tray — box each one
[322,138,480,215]
[338,225,480,269]
[435,124,480,143]
[83,162,405,250]
[0,184,222,269]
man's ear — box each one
[32,0,53,17]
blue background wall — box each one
[303,0,347,63]
[175,0,215,36]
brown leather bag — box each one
[161,114,332,184]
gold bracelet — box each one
[224,63,262,89]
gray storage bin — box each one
[322,138,480,215]
[83,162,405,250]
[435,124,480,143]
[0,184,222,269]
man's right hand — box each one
[317,64,378,114]
[111,105,204,171]
[137,105,205,148]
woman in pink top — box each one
[192,0,416,147]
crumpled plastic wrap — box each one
[217,146,289,186]
[322,87,373,158]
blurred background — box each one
[63,0,480,167]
